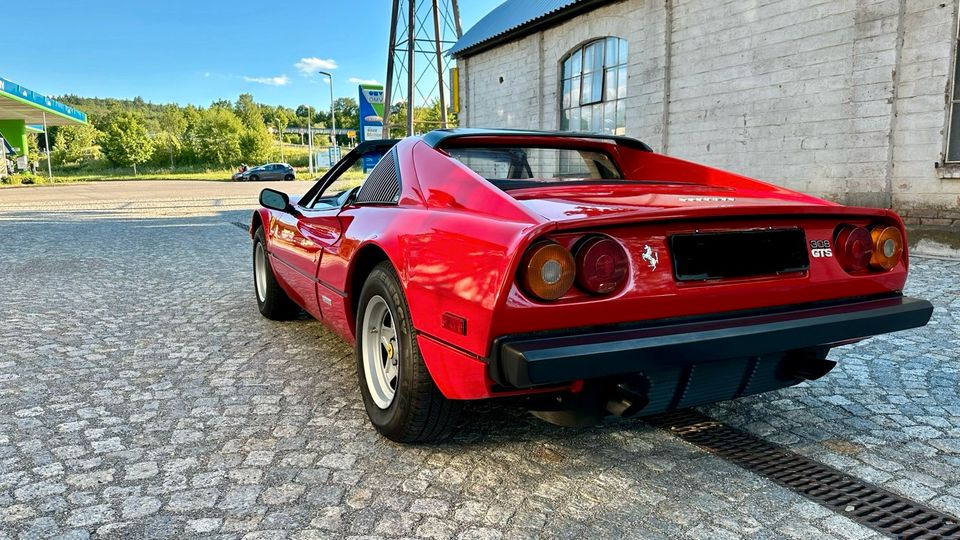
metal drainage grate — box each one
[649,410,960,539]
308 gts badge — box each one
[810,239,833,258]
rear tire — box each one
[253,227,301,320]
[284,174,295,181]
[356,262,461,443]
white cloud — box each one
[203,72,211,78]
[295,57,338,75]
[349,77,380,85]
[243,75,290,86]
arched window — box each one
[560,37,628,135]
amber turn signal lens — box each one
[869,226,903,271]
[575,236,628,294]
[520,242,575,301]
[835,225,873,273]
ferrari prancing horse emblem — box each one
[642,245,659,271]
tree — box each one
[235,94,273,163]
[385,99,455,137]
[155,105,187,167]
[183,107,244,166]
[101,112,153,174]
[210,98,233,110]
[334,97,360,130]
[420,99,457,131]
[52,124,101,165]
[234,94,263,129]
[273,107,290,132]
[26,133,40,159]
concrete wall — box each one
[457,0,960,223]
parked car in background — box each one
[249,129,932,443]
[233,163,295,182]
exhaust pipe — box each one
[605,383,650,418]
[781,353,837,381]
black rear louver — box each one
[356,150,400,204]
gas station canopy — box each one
[0,76,87,162]
[0,77,87,126]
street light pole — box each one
[276,119,284,162]
[318,71,337,159]
[307,106,314,174]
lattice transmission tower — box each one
[384,0,462,137]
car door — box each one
[266,141,398,321]
[262,164,276,181]
[267,202,340,319]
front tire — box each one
[356,262,461,442]
[253,227,301,320]
[249,174,260,182]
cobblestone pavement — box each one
[0,187,958,539]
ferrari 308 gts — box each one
[249,128,932,442]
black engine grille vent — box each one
[356,150,400,204]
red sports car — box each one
[250,128,932,442]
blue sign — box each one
[362,153,383,173]
[359,84,385,173]
[0,77,87,123]
[358,84,384,144]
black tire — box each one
[253,227,301,320]
[284,174,295,181]
[355,262,461,443]
[249,174,260,182]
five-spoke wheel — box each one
[355,262,461,442]
[361,295,401,409]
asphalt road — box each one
[0,181,958,539]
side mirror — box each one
[259,188,290,212]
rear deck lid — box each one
[510,183,830,223]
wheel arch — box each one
[249,209,267,238]
[347,242,395,335]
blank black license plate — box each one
[669,229,809,281]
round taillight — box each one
[519,242,575,301]
[575,236,628,294]
[835,225,874,273]
[870,226,903,271]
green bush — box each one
[2,172,44,185]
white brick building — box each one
[451,0,960,225]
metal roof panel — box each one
[450,0,589,57]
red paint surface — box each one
[252,134,912,400]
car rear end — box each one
[485,205,931,418]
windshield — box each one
[445,146,622,189]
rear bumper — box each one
[489,295,933,388]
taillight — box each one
[574,236,628,294]
[869,226,903,270]
[835,225,873,273]
[519,241,575,301]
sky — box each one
[1,0,502,109]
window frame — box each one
[946,7,960,164]
[444,144,624,185]
[299,140,400,209]
[558,37,628,136]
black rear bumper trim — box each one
[491,295,933,388]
